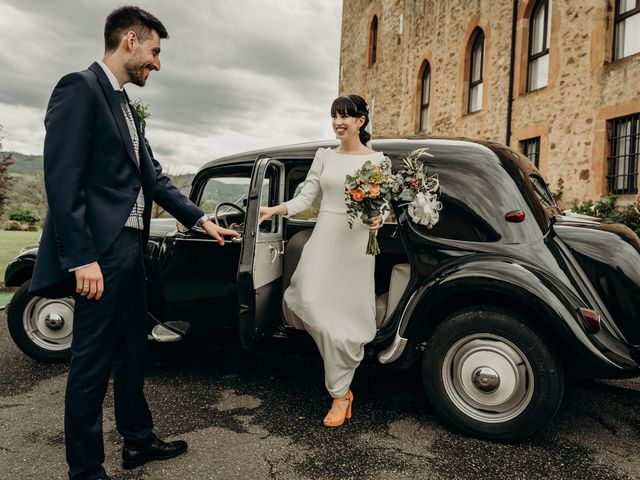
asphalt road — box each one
[1,310,640,480]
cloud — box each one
[0,0,342,173]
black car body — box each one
[6,138,640,440]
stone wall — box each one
[339,0,640,205]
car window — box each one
[288,180,321,221]
[529,174,557,208]
[414,194,502,242]
[199,175,268,213]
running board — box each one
[150,321,191,343]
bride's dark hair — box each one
[330,95,371,146]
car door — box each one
[238,156,286,348]
[156,165,250,328]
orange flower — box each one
[368,183,380,198]
[350,188,366,202]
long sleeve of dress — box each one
[283,147,325,217]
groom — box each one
[30,6,239,480]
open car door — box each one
[238,156,286,348]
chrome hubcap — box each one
[23,296,74,351]
[44,313,65,330]
[472,366,500,393]
[441,333,534,423]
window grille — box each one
[607,113,640,194]
[521,137,541,168]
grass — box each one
[0,229,40,280]
[0,290,14,307]
[0,229,39,307]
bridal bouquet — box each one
[396,148,442,228]
[344,158,400,255]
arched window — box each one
[419,62,431,132]
[369,15,379,66]
[468,29,484,113]
[614,0,640,60]
[528,0,551,91]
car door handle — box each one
[269,244,284,263]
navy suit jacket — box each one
[31,62,204,297]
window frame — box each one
[607,113,640,195]
[419,61,431,132]
[369,15,379,66]
[527,0,551,92]
[468,29,484,113]
[613,0,640,60]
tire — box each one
[6,280,73,362]
[422,306,564,441]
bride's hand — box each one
[259,206,277,224]
[368,215,383,231]
[259,204,288,224]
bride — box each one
[259,94,385,427]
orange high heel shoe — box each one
[323,390,353,427]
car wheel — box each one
[422,306,564,441]
[7,280,73,362]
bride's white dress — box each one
[283,147,384,398]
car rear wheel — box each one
[422,307,563,441]
[7,280,73,362]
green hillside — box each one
[1,151,43,175]
[1,155,196,224]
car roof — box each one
[197,136,532,173]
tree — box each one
[4,172,47,222]
[0,126,15,215]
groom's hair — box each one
[104,6,168,52]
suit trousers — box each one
[65,228,154,480]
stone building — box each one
[338,0,640,204]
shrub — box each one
[9,208,41,224]
[571,194,640,237]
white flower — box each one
[408,192,442,228]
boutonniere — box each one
[130,98,151,131]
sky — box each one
[0,0,343,174]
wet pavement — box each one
[1,310,640,480]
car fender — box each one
[397,256,634,372]
[4,252,36,288]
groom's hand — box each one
[202,220,241,245]
[75,262,104,300]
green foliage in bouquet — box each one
[344,158,400,255]
[395,148,442,229]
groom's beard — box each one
[125,54,150,87]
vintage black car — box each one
[5,138,640,441]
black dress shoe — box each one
[122,437,188,470]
